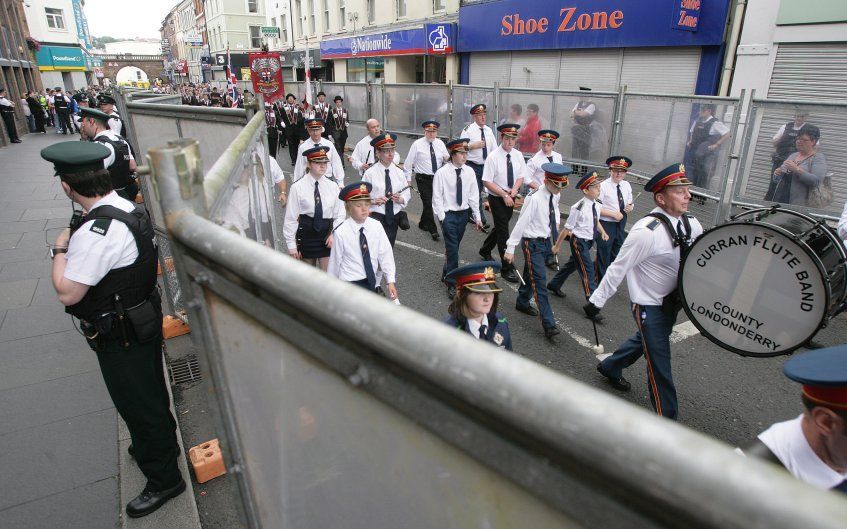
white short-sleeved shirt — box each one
[598,178,633,221]
[292,137,345,186]
[564,197,599,241]
[460,123,497,165]
[328,217,396,284]
[524,150,563,188]
[482,146,526,192]
[93,130,135,168]
[63,192,140,286]
[689,117,730,137]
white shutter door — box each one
[558,49,621,91]
[620,47,701,94]
[768,43,847,101]
[470,52,510,87]
[507,50,560,89]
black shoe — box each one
[515,304,539,317]
[501,269,519,283]
[482,223,491,231]
[375,286,384,296]
[545,260,557,270]
[11,139,21,143]
[544,326,560,338]
[597,364,631,392]
[446,285,456,299]
[430,232,440,241]
[128,444,136,459]
[478,249,493,261]
[587,312,604,324]
[126,479,186,518]
[547,284,565,298]
[805,339,825,349]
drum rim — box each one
[679,219,831,358]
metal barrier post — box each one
[611,85,626,154]
[717,89,750,223]
[493,81,500,125]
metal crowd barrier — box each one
[146,136,847,529]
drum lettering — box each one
[690,302,780,350]
[787,257,800,269]
[796,270,808,281]
[695,235,747,267]
[713,301,763,329]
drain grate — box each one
[168,354,202,385]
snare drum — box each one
[680,206,846,357]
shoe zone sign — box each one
[458,0,729,52]
[320,23,456,59]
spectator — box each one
[518,103,541,155]
[771,125,826,206]
[20,93,33,132]
[500,103,525,128]
[686,104,730,188]
[26,91,46,133]
[765,111,815,201]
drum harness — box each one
[646,212,695,314]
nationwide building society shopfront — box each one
[457,0,732,95]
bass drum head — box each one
[680,222,828,357]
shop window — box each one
[249,25,262,48]
[45,7,65,30]
[347,57,384,83]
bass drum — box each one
[679,206,846,357]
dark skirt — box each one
[296,215,332,258]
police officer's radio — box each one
[69,209,84,232]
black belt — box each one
[446,208,470,215]
[415,173,434,178]
[466,161,483,167]
[524,237,549,242]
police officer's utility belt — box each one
[80,291,161,348]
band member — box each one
[584,163,704,421]
[265,103,280,159]
[570,87,594,160]
[460,104,496,228]
[596,156,634,280]
[328,181,398,299]
[326,95,349,166]
[743,346,847,494]
[480,123,526,283]
[405,120,449,241]
[363,133,410,247]
[504,163,571,339]
[524,129,564,268]
[548,171,608,311]
[351,118,383,176]
[433,138,482,298]
[293,118,345,186]
[444,262,512,351]
[283,146,345,271]
[280,93,305,164]
[313,91,330,133]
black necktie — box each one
[478,324,488,340]
[313,182,323,231]
[617,184,625,213]
[384,169,394,224]
[549,194,558,240]
[547,156,553,163]
[506,153,514,188]
[480,127,488,160]
[455,168,463,206]
[834,480,847,494]
[360,227,376,291]
[592,202,598,235]
[430,142,437,174]
[676,220,686,246]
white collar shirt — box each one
[328,217,396,284]
[0,96,12,108]
[94,131,135,168]
[460,122,497,164]
[589,207,704,308]
[482,146,526,192]
[351,135,377,174]
[363,162,411,215]
[759,415,847,491]
[432,162,480,223]
[107,110,122,135]
[564,197,600,240]
[598,178,633,221]
[63,192,139,286]
[293,137,345,186]
[466,316,487,340]
[282,174,346,251]
[837,198,847,244]
[524,149,562,188]
[506,186,559,254]
[404,137,448,180]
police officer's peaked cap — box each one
[784,346,847,410]
[644,163,691,193]
[77,107,112,123]
[97,94,117,105]
[339,181,372,202]
[41,141,110,174]
[444,261,503,293]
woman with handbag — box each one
[771,125,827,206]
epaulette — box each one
[575,199,584,211]
[89,217,112,236]
[682,212,695,219]
[596,198,603,204]
[646,218,661,231]
[497,317,508,324]
[525,188,537,198]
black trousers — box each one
[267,127,279,158]
[1,111,19,142]
[414,173,437,234]
[370,211,399,247]
[480,195,514,270]
[33,110,46,133]
[284,129,299,164]
[332,130,348,166]
[93,332,182,491]
[56,110,73,134]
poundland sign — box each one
[458,0,729,52]
[35,45,86,71]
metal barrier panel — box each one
[371,82,385,126]
[383,84,450,136]
[450,85,496,140]
[319,82,371,123]
[499,88,618,162]
[734,98,846,218]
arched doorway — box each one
[115,66,150,89]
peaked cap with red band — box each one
[305,118,325,130]
[446,138,470,154]
[538,129,559,142]
[644,163,692,193]
[443,261,503,293]
[497,123,520,138]
[339,181,372,202]
[784,346,847,410]
[303,145,330,163]
[606,156,633,170]
[541,162,571,188]
[470,103,487,115]
[576,171,601,190]
[370,132,398,150]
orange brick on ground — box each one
[189,439,226,484]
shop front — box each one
[35,44,92,90]
[320,23,457,84]
[458,0,731,95]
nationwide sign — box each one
[457,0,730,52]
[320,24,456,59]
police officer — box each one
[461,104,496,229]
[686,104,730,188]
[97,93,127,138]
[405,120,449,241]
[596,156,634,280]
[326,95,349,165]
[744,346,847,494]
[43,141,185,518]
[53,87,74,135]
[444,261,512,351]
[292,118,345,186]
[280,93,305,164]
[0,87,21,143]
[79,107,139,201]
[570,87,595,160]
[585,163,704,421]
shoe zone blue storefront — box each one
[457,0,731,95]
